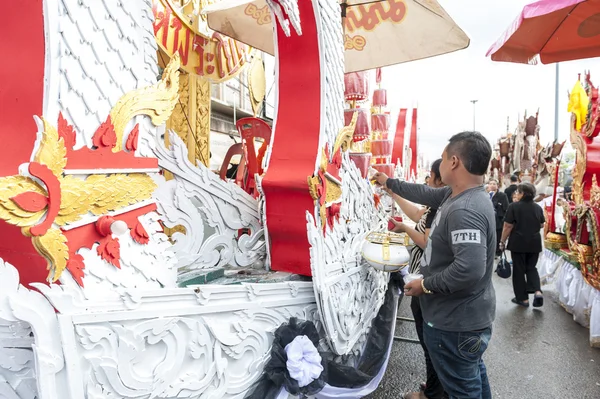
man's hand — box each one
[499,242,506,251]
[372,172,389,187]
[404,279,424,296]
[389,218,406,233]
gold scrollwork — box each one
[110,53,181,152]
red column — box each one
[0,0,49,287]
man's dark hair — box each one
[510,175,518,183]
[517,182,536,202]
[445,131,492,176]
[430,158,442,182]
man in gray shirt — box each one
[374,131,495,399]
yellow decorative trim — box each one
[334,111,357,154]
[325,177,342,203]
[32,228,69,281]
[248,54,266,117]
[110,53,181,152]
[591,174,600,209]
[34,119,67,177]
[307,176,320,200]
[570,114,587,206]
[0,176,47,227]
[194,75,211,166]
[56,174,156,226]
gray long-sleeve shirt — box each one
[386,179,496,332]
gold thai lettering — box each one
[245,4,272,25]
[344,34,366,51]
[344,0,407,34]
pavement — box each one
[365,273,600,399]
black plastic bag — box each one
[496,251,511,279]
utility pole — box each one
[471,100,479,131]
[554,63,560,141]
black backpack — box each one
[495,251,511,279]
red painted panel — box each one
[0,1,47,288]
[391,109,407,166]
[261,1,321,275]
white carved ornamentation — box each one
[0,259,67,399]
[303,0,390,356]
[307,152,389,355]
[154,131,266,274]
[31,276,319,398]
[57,212,178,301]
[267,0,302,37]
[316,0,345,170]
[43,0,159,156]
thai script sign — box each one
[153,0,251,81]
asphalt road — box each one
[366,274,600,398]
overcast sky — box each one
[383,0,600,163]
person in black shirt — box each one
[488,179,509,255]
[499,182,546,308]
[504,175,518,204]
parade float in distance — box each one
[0,0,469,397]
[487,0,600,347]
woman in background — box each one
[500,182,545,308]
[388,159,447,399]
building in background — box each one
[209,53,276,171]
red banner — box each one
[409,108,418,178]
[391,109,407,167]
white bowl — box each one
[361,232,410,272]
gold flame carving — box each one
[34,119,68,176]
[32,228,69,282]
[110,53,181,152]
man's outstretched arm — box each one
[385,178,450,209]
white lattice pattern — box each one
[44,0,159,154]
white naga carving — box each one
[297,0,390,356]
[267,0,302,37]
[307,152,389,355]
[316,0,345,171]
[154,131,266,274]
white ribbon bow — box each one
[284,335,324,388]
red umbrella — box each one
[486,0,600,64]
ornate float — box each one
[0,0,468,397]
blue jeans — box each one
[423,324,492,399]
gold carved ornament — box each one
[0,56,181,282]
[569,114,587,206]
[307,112,358,228]
[575,208,600,291]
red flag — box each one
[409,108,418,178]
[391,109,407,167]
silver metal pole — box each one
[471,100,478,131]
[554,63,560,141]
